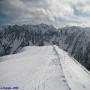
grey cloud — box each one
[0,0,90,27]
[0,0,23,16]
[21,0,48,8]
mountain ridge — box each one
[0,24,90,70]
[0,45,90,90]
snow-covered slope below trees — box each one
[0,46,90,90]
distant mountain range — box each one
[0,24,90,70]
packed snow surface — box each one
[0,46,90,90]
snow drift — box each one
[0,46,90,90]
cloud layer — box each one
[0,0,90,27]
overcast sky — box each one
[0,0,90,27]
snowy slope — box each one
[0,46,90,90]
[55,46,90,90]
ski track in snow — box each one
[55,46,90,90]
[0,46,90,90]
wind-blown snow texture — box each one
[0,24,90,70]
[0,46,90,90]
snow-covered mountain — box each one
[0,24,90,70]
[0,45,90,90]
